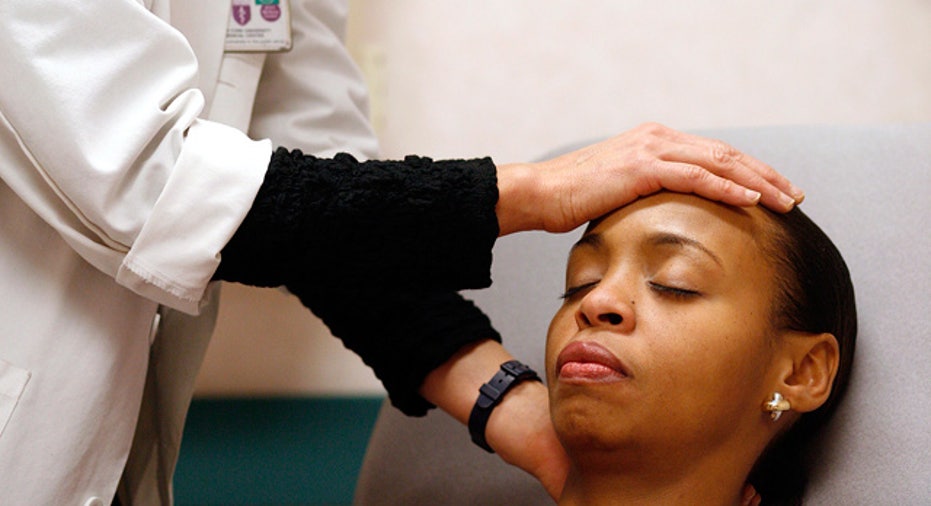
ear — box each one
[773,332,840,414]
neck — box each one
[557,444,757,506]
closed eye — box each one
[649,281,701,300]
[559,280,599,300]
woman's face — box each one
[546,192,781,461]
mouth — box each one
[556,341,631,383]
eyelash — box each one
[648,281,701,300]
[559,281,599,300]
[559,281,700,300]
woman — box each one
[546,192,855,505]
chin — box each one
[551,394,633,453]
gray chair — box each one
[353,124,931,505]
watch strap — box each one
[468,360,542,453]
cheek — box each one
[643,303,771,398]
[545,305,576,381]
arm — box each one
[0,1,270,313]
[213,149,500,292]
[216,119,807,294]
[212,150,504,413]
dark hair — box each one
[748,207,858,505]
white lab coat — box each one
[0,0,377,504]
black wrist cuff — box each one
[467,360,542,453]
[214,148,500,292]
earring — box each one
[763,392,791,421]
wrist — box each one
[468,360,543,453]
[419,339,511,423]
[495,162,541,236]
[484,378,550,452]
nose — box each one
[574,281,635,333]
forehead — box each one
[579,193,771,266]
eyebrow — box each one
[571,231,723,268]
[570,233,604,252]
[648,232,724,268]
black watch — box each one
[467,359,542,453]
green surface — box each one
[174,396,384,506]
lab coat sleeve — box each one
[0,1,271,314]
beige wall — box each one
[195,0,931,396]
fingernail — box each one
[792,189,806,204]
[780,193,796,209]
[745,189,761,203]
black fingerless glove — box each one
[289,285,501,416]
[213,148,500,291]
[212,148,503,415]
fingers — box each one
[642,123,804,212]
[648,160,763,208]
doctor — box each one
[0,1,801,504]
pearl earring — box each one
[763,392,791,421]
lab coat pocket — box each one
[0,359,31,439]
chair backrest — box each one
[353,124,931,505]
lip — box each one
[556,340,631,382]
